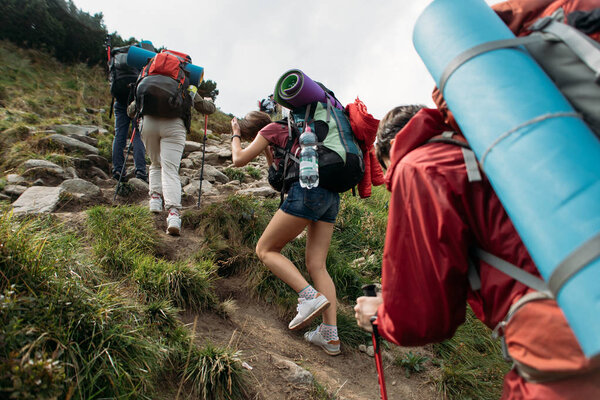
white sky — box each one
[72,0,501,119]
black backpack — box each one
[133,49,194,132]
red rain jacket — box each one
[345,98,385,198]
[375,108,600,399]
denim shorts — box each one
[280,182,340,223]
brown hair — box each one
[375,105,425,168]
[237,111,272,140]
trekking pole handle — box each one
[362,284,377,297]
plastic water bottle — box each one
[299,125,319,189]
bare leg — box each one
[256,210,311,292]
[305,220,336,326]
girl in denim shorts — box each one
[229,111,341,356]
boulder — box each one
[183,180,216,196]
[5,174,25,185]
[21,159,62,170]
[180,158,194,169]
[69,133,98,147]
[183,140,203,155]
[22,167,68,186]
[51,124,99,136]
[236,186,278,198]
[85,155,110,172]
[60,179,102,200]
[41,134,99,155]
[128,178,149,193]
[188,151,219,166]
[3,185,28,196]
[12,186,63,214]
[202,165,229,184]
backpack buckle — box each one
[530,16,553,32]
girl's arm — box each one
[231,117,270,167]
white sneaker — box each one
[288,294,330,331]
[166,209,181,235]
[149,193,163,213]
[304,325,341,356]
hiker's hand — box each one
[354,295,383,333]
[231,117,240,135]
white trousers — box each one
[140,116,186,210]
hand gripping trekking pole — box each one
[113,124,138,202]
[362,284,388,400]
[197,114,208,208]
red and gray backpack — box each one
[134,49,193,124]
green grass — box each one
[395,351,430,378]
[0,209,250,399]
[245,165,262,180]
[432,308,510,399]
[86,205,219,311]
[223,166,247,183]
[180,342,252,400]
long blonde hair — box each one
[237,111,272,140]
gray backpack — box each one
[439,8,600,136]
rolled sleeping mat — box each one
[127,45,205,86]
[274,69,343,110]
[413,0,600,357]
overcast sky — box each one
[72,0,500,120]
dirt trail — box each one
[52,185,439,400]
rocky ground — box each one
[5,124,439,400]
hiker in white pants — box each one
[140,116,186,235]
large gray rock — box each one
[128,178,149,193]
[202,165,229,184]
[183,140,203,154]
[85,155,110,172]
[22,167,68,186]
[236,186,278,198]
[69,133,98,147]
[12,186,63,214]
[3,185,28,196]
[60,179,102,200]
[5,174,25,184]
[188,151,218,166]
[21,159,62,170]
[51,124,100,136]
[183,180,216,196]
[42,134,99,154]
[180,158,194,169]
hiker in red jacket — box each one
[354,103,600,398]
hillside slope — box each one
[0,41,508,399]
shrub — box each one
[180,342,251,400]
[223,167,246,183]
[395,351,430,377]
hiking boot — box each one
[136,174,149,184]
[112,170,128,182]
[304,326,341,356]
[166,209,181,236]
[288,294,330,331]
[149,193,163,213]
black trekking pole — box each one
[113,124,138,202]
[362,284,388,400]
[197,114,208,208]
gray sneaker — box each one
[166,209,181,235]
[304,326,341,356]
[288,294,330,331]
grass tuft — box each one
[180,342,251,400]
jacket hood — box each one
[384,108,453,190]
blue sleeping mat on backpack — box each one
[413,0,600,357]
[127,45,204,86]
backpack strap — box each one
[439,17,600,94]
[530,17,600,80]
[427,131,482,182]
[471,247,552,296]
